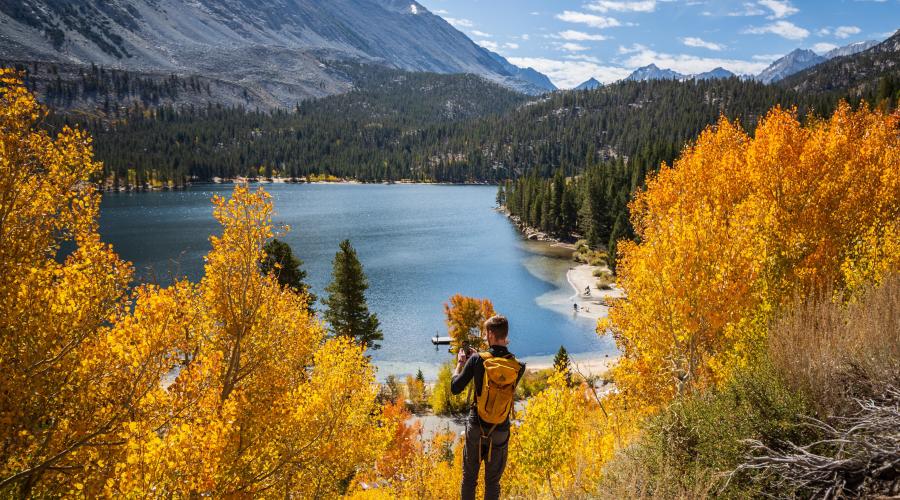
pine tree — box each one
[323,239,383,350]
[416,369,425,384]
[260,238,316,312]
[553,345,572,385]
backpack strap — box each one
[479,422,499,463]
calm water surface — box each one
[99,184,614,379]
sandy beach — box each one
[566,263,626,322]
[522,351,619,378]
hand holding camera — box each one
[457,345,475,365]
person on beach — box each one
[451,315,526,500]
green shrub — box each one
[598,360,814,498]
[589,255,608,267]
[516,368,554,399]
[429,362,469,415]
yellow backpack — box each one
[474,352,521,462]
[476,352,521,424]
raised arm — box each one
[451,353,478,395]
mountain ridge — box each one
[575,78,602,90]
[0,0,552,107]
[780,30,900,95]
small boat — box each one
[431,336,452,345]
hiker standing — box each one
[451,315,526,500]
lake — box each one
[99,183,615,379]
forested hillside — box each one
[5,60,259,111]
[62,76,836,187]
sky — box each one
[416,0,900,88]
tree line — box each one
[48,74,841,187]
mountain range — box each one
[578,39,882,88]
[781,30,900,94]
[0,0,554,108]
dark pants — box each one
[461,422,510,500]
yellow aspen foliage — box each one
[504,372,613,499]
[0,73,389,496]
[0,69,155,497]
[606,103,900,416]
[444,294,496,354]
[104,186,391,497]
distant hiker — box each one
[573,303,578,312]
[451,315,525,500]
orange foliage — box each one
[606,103,900,415]
[444,294,497,354]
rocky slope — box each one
[625,64,684,81]
[575,78,602,90]
[0,0,553,108]
[756,39,881,84]
[756,49,825,84]
[781,30,900,95]
[695,67,736,80]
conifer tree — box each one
[260,238,316,312]
[553,345,572,384]
[323,239,384,350]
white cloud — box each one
[556,11,622,29]
[478,40,500,51]
[618,43,649,54]
[565,54,602,63]
[433,9,448,15]
[682,36,725,51]
[560,42,590,52]
[477,40,519,52]
[758,0,798,18]
[744,20,809,40]
[619,45,771,75]
[811,42,838,53]
[585,0,656,13]
[752,53,783,62]
[507,57,633,87]
[834,26,861,39]
[727,2,766,16]
[444,17,474,28]
[471,30,492,38]
[558,30,608,41]
[521,34,531,41]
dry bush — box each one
[769,275,900,415]
[739,386,900,499]
[596,443,720,499]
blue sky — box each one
[416,0,900,88]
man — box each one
[451,315,526,500]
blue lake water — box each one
[99,184,615,379]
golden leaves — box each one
[1,73,387,496]
[606,102,900,422]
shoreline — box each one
[566,263,626,322]
[98,178,501,192]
